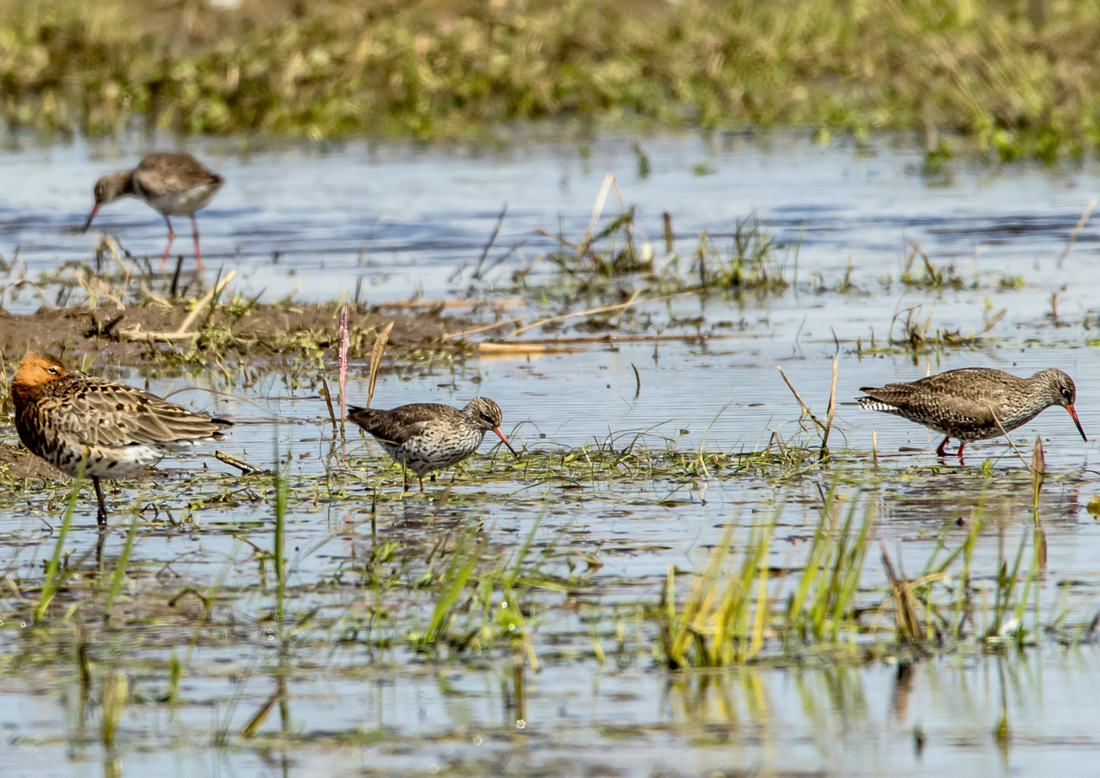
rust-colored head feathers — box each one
[12,352,68,404]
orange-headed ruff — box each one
[11,352,232,526]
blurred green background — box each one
[0,0,1090,161]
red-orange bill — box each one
[1068,405,1087,441]
[82,203,101,233]
[493,427,519,458]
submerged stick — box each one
[216,450,267,475]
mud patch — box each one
[0,301,471,369]
[0,442,64,481]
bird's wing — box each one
[860,384,1001,426]
[134,154,220,197]
[348,404,456,445]
[45,375,227,448]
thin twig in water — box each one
[1057,198,1096,268]
[577,174,618,261]
[472,203,507,280]
[446,314,526,340]
[478,342,584,354]
[509,290,639,339]
[215,451,267,475]
[482,331,737,346]
[777,358,837,460]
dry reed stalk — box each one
[1057,198,1096,267]
[117,269,237,342]
[776,356,838,459]
[338,301,349,438]
[366,322,393,410]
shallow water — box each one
[2,132,1100,775]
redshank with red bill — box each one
[348,397,518,492]
[11,352,232,527]
[857,367,1086,458]
[82,152,224,270]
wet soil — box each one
[0,300,470,368]
[0,442,64,480]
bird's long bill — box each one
[1067,404,1088,441]
[82,203,101,233]
[492,426,519,459]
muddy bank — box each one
[0,300,471,370]
[0,443,63,481]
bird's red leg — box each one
[160,215,176,268]
[936,437,950,457]
[418,476,425,493]
[190,214,203,271]
[957,442,966,459]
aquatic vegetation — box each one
[0,391,1093,773]
[509,185,794,304]
[656,475,1083,669]
[0,145,1095,769]
[4,0,1100,161]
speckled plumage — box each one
[82,152,224,270]
[11,352,232,526]
[347,397,518,491]
[857,367,1086,458]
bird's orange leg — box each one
[160,215,176,268]
[190,214,204,271]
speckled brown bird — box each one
[347,397,518,492]
[857,367,1086,458]
[82,152,224,270]
[11,352,232,526]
